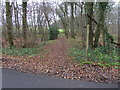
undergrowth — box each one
[69,47,119,68]
[1,43,44,56]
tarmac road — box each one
[2,69,118,88]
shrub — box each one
[49,23,59,40]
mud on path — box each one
[1,38,119,84]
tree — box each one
[12,2,20,37]
[94,2,109,48]
[6,1,14,47]
[1,2,6,38]
[78,2,86,48]
[64,2,69,38]
[85,2,94,49]
[22,1,28,48]
[70,2,75,39]
[49,23,59,40]
[118,2,120,48]
[56,2,69,38]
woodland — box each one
[0,0,120,84]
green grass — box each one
[68,47,119,67]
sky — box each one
[16,0,119,4]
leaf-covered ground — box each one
[1,38,119,84]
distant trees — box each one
[56,2,69,38]
[79,2,86,48]
[57,2,77,39]
[2,1,118,50]
[12,2,20,36]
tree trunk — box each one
[80,2,86,48]
[2,4,6,39]
[64,2,69,38]
[118,2,120,48]
[6,2,14,47]
[85,2,94,49]
[70,3,75,39]
[94,2,108,48]
[13,2,20,37]
[43,2,50,29]
[22,1,27,48]
[94,24,101,48]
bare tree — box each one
[22,1,28,48]
[70,2,75,39]
[12,2,20,37]
[6,1,14,47]
[85,2,94,49]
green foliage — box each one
[1,47,43,56]
[58,29,64,33]
[98,2,108,11]
[95,2,114,12]
[49,23,59,40]
[69,47,119,67]
[81,61,93,64]
[97,63,106,67]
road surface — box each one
[2,69,118,88]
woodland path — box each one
[2,37,76,77]
[2,38,119,84]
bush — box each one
[49,23,59,40]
